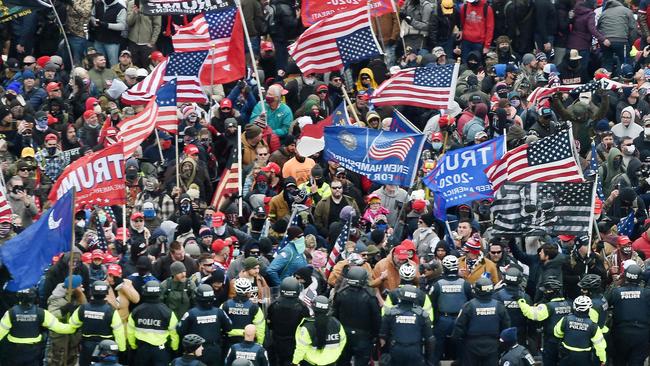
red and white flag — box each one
[325,219,351,277]
[372,64,459,109]
[121,60,168,105]
[117,99,159,158]
[0,179,12,224]
[211,158,239,211]
[485,130,584,191]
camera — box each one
[636,164,650,180]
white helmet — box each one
[234,277,252,295]
[573,295,593,313]
[399,263,417,282]
[441,255,459,272]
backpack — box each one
[462,1,489,22]
[261,3,275,35]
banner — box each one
[49,143,126,207]
[141,0,234,15]
[301,0,393,26]
[324,126,425,186]
[0,1,31,23]
[424,136,504,219]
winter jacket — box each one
[402,0,435,37]
[639,0,650,38]
[228,273,271,301]
[241,132,269,166]
[160,278,196,318]
[152,254,198,280]
[612,106,643,139]
[249,102,294,138]
[41,253,91,303]
[372,248,420,293]
[313,195,359,236]
[598,0,637,44]
[429,2,460,46]
[458,255,500,285]
[459,0,495,47]
[633,232,650,259]
[268,0,298,41]
[412,227,440,258]
[370,187,408,225]
[372,12,401,44]
[567,2,606,50]
[126,0,161,45]
[533,0,557,46]
[266,242,308,286]
[462,116,486,143]
[268,192,290,223]
[66,0,93,38]
[106,279,140,337]
[241,0,264,37]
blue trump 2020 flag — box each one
[324,126,425,186]
[424,136,505,219]
[0,190,73,290]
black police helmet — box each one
[625,264,643,283]
[504,268,522,286]
[539,276,563,294]
[398,284,419,303]
[345,266,368,287]
[92,339,119,359]
[578,274,601,290]
[16,287,37,305]
[142,280,162,300]
[92,280,109,298]
[195,284,215,302]
[232,359,253,366]
[182,334,205,353]
[280,277,301,298]
[312,295,330,314]
[474,277,494,297]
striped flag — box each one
[210,144,239,211]
[164,51,208,104]
[589,140,606,200]
[485,129,584,191]
[0,176,12,224]
[617,211,635,237]
[172,7,245,85]
[122,60,168,105]
[117,79,179,157]
[277,209,300,250]
[527,84,578,106]
[288,5,382,75]
[371,64,459,109]
[325,219,351,277]
[368,132,415,161]
[491,181,595,236]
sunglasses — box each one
[19,168,32,172]
[51,89,60,93]
[318,90,327,94]
[490,251,502,255]
[221,107,231,111]
[134,219,144,222]
[331,186,343,190]
[258,152,269,156]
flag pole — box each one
[235,0,266,114]
[209,45,216,108]
[65,190,76,303]
[387,0,407,55]
[237,124,243,217]
[47,0,75,69]
[175,133,180,189]
[154,130,165,164]
[340,84,361,124]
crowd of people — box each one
[1,0,650,365]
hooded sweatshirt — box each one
[612,106,643,139]
[459,0,495,47]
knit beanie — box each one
[245,124,263,140]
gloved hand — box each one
[398,12,407,21]
[60,303,76,317]
[96,20,108,29]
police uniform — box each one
[382,285,434,321]
[0,303,75,365]
[498,344,535,366]
[221,296,265,345]
[379,303,433,366]
[452,297,511,365]
[607,283,650,364]
[493,285,531,346]
[429,274,472,364]
[225,340,269,366]
[518,297,571,366]
[553,313,606,365]
[267,295,310,366]
[127,300,180,365]
[177,304,233,366]
[69,300,126,366]
[292,316,347,366]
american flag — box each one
[589,140,606,200]
[617,211,635,237]
[325,218,351,277]
[164,51,208,104]
[121,60,168,105]
[491,182,594,236]
[368,132,415,161]
[527,84,579,106]
[116,79,178,157]
[0,176,12,224]
[288,5,382,75]
[569,80,598,94]
[210,143,239,211]
[485,130,584,191]
[172,7,245,85]
[277,209,300,250]
[371,64,459,109]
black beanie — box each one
[287,226,304,240]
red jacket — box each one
[632,232,650,259]
[459,0,494,48]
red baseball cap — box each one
[393,245,410,260]
[618,235,632,246]
[411,199,426,212]
[220,98,233,109]
[83,110,95,120]
[81,252,92,264]
[91,249,104,260]
[212,211,226,227]
[46,82,60,93]
[558,235,576,242]
[131,212,144,220]
[150,51,165,62]
[107,263,122,277]
[184,144,199,156]
[103,253,117,264]
[36,55,50,69]
[261,162,281,175]
[115,227,130,241]
[211,238,229,253]
[45,133,58,142]
[431,132,443,141]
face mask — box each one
[47,147,56,156]
[510,99,520,107]
[76,219,85,228]
[431,142,443,151]
[98,212,107,224]
[265,96,275,104]
[161,139,172,150]
[214,225,226,235]
[232,248,240,257]
[204,216,212,227]
[304,77,315,85]
[5,94,15,101]
[293,236,306,253]
[36,119,48,131]
[180,203,191,214]
[497,91,508,99]
[126,170,137,180]
[622,246,633,255]
[256,183,268,191]
[625,145,636,155]
[188,116,198,123]
[498,46,509,53]
[143,208,156,218]
[93,105,102,113]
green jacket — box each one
[160,278,196,319]
[126,0,161,45]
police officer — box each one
[429,255,472,365]
[382,263,433,321]
[292,296,346,366]
[0,288,75,365]
[517,276,571,366]
[606,264,650,365]
[498,327,535,366]
[267,277,310,366]
[380,284,434,365]
[493,268,531,346]
[127,280,180,366]
[331,266,381,366]
[452,277,511,366]
[91,339,122,366]
[171,334,207,366]
[70,281,126,366]
[225,324,268,366]
[553,296,607,366]
[577,274,609,334]
[221,278,265,346]
[177,284,233,366]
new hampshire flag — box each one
[0,190,73,290]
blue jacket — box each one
[266,242,307,286]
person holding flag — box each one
[266,226,308,286]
